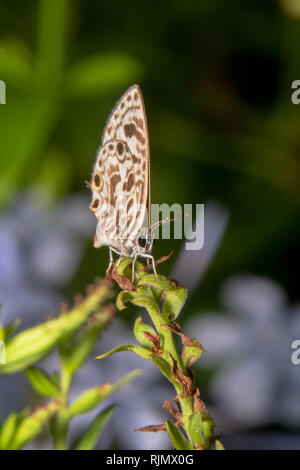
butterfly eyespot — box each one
[138,237,147,248]
[90,198,100,211]
[93,173,103,190]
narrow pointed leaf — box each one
[189,412,215,450]
[67,370,141,419]
[165,420,193,450]
[74,405,116,450]
[0,413,19,450]
[96,344,153,361]
[25,367,61,398]
[10,400,61,450]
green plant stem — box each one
[53,355,73,450]
[156,324,193,442]
[104,259,220,449]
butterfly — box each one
[89,84,158,282]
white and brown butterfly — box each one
[89,84,157,282]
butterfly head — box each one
[137,233,156,254]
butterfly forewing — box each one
[90,85,150,251]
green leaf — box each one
[0,325,4,342]
[215,439,225,450]
[74,405,116,450]
[0,283,113,374]
[116,290,136,310]
[133,316,158,349]
[137,274,175,292]
[162,287,188,320]
[67,387,109,418]
[189,412,215,450]
[131,294,160,316]
[25,367,61,398]
[67,52,143,97]
[0,413,19,450]
[96,344,153,361]
[181,339,204,369]
[10,400,61,450]
[165,420,193,450]
[67,370,141,420]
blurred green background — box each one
[1,0,300,449]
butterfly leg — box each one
[115,254,124,269]
[109,247,123,271]
[140,254,158,277]
[106,247,114,274]
[131,254,138,283]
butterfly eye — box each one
[138,237,147,248]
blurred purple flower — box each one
[0,190,95,425]
[0,191,94,326]
[185,275,300,431]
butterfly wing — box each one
[102,84,150,232]
[90,84,150,250]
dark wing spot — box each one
[114,113,119,119]
[107,126,112,135]
[127,215,133,228]
[109,144,114,151]
[127,173,135,192]
[134,92,138,101]
[127,198,134,213]
[132,154,142,164]
[116,209,120,236]
[127,95,132,102]
[116,142,124,155]
[124,124,145,145]
[110,174,121,205]
[121,102,125,109]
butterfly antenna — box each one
[150,213,189,234]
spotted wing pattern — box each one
[90,85,150,252]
